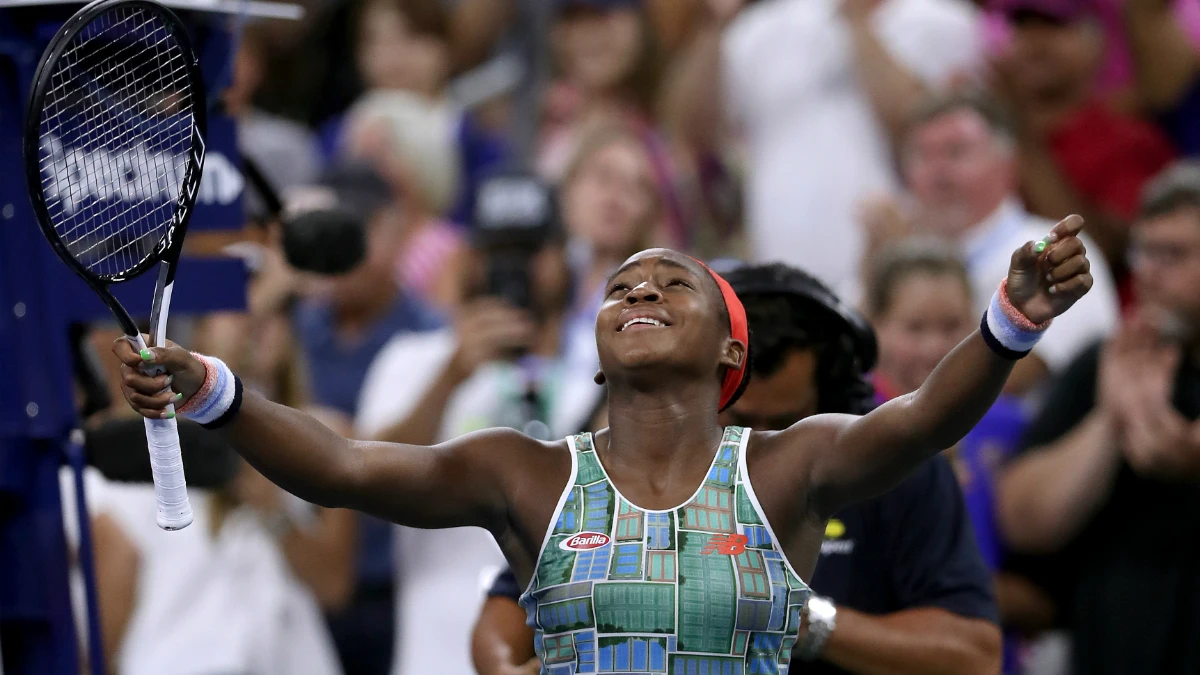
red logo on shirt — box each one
[560,532,611,551]
[701,533,748,555]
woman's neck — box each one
[602,381,724,474]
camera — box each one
[471,170,559,310]
[281,163,393,276]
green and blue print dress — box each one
[519,426,812,675]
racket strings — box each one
[36,5,196,281]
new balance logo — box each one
[701,533,748,555]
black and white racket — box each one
[24,0,207,530]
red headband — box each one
[692,259,749,411]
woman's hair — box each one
[343,90,460,214]
[554,5,663,114]
[867,237,972,316]
[354,0,450,41]
[562,122,662,232]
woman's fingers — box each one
[125,386,181,411]
[121,366,173,396]
[1044,235,1084,266]
[1047,255,1090,284]
[1050,273,1093,297]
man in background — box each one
[892,92,1120,392]
[472,262,1001,675]
[669,0,982,296]
[998,162,1200,675]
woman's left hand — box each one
[1006,214,1093,325]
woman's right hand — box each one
[112,336,207,420]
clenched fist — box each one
[112,336,206,419]
[1006,214,1093,325]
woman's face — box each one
[874,271,974,394]
[562,138,657,260]
[553,7,643,94]
[356,1,448,95]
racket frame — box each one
[23,0,208,530]
[24,0,207,332]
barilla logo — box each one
[560,532,611,551]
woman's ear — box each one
[721,339,746,370]
[594,370,607,385]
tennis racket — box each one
[24,0,207,530]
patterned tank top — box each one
[519,426,812,675]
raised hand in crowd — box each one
[1104,314,1199,479]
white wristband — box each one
[177,354,241,428]
[981,280,1051,358]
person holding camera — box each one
[354,172,604,675]
[471,262,1001,675]
[285,162,445,675]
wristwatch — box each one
[796,594,837,661]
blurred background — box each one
[2,0,1200,673]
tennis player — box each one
[114,215,1092,671]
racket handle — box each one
[128,334,193,530]
[145,413,193,530]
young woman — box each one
[114,216,1091,671]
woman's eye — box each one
[667,279,692,288]
[608,283,629,295]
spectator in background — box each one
[990,0,1177,292]
[65,424,349,675]
[224,21,322,221]
[472,262,1002,675]
[1123,0,1200,156]
[979,0,1200,113]
[998,162,1200,675]
[334,0,509,225]
[539,0,689,246]
[355,175,604,675]
[894,92,1119,392]
[559,123,664,376]
[287,163,443,675]
[865,239,1049,673]
[702,0,981,298]
[342,92,469,311]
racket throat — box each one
[148,264,174,348]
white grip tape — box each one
[145,415,193,530]
[131,333,193,530]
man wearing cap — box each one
[287,162,445,675]
[987,0,1176,297]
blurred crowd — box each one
[57,0,1200,673]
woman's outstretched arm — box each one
[114,340,530,531]
[793,215,1093,513]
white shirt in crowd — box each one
[962,199,1120,370]
[723,0,982,297]
[356,328,603,675]
[59,468,342,675]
